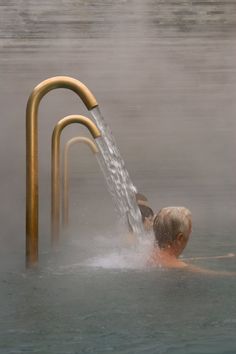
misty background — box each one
[0,0,236,269]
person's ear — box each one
[176,232,185,243]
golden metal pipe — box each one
[26,76,98,267]
[62,137,99,227]
[51,115,101,249]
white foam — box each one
[84,236,153,270]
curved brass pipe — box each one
[62,137,99,228]
[26,76,98,267]
[51,115,101,249]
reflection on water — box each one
[1,0,236,353]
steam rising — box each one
[0,0,235,268]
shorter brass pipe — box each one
[51,115,101,249]
[63,137,99,227]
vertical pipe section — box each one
[62,137,98,227]
[51,115,101,249]
[26,76,98,267]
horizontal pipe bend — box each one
[27,76,98,112]
[52,115,101,141]
[66,136,99,154]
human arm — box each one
[184,263,236,276]
[148,254,236,275]
[183,253,235,261]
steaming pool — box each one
[1,0,236,353]
[1,224,236,354]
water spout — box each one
[62,136,99,228]
[51,115,101,249]
[26,76,98,267]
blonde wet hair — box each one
[135,192,149,207]
[153,207,192,249]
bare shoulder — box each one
[166,258,188,269]
[147,250,188,269]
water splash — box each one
[91,107,144,235]
[84,232,153,270]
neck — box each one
[151,247,184,268]
[159,247,178,258]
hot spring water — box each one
[1,1,236,353]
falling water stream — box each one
[91,107,144,235]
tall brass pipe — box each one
[51,115,101,249]
[62,137,99,228]
[26,76,98,267]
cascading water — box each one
[91,107,144,235]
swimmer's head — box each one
[153,207,192,256]
[136,193,149,207]
[138,204,154,231]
